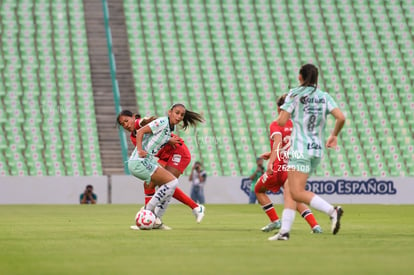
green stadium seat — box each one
[1,0,102,175]
[315,158,333,177]
[119,0,414,177]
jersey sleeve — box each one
[280,91,297,114]
[325,93,338,112]
[134,119,141,130]
[148,117,168,134]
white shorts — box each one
[128,157,158,183]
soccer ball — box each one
[135,209,156,230]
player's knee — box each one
[165,178,178,189]
[290,188,305,202]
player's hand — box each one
[326,135,338,149]
[168,136,181,148]
[266,164,273,175]
[260,152,271,160]
[138,150,148,158]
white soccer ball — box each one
[135,209,156,230]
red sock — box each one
[144,186,155,206]
[301,209,318,229]
[262,203,279,222]
[173,187,198,209]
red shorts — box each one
[157,143,191,174]
[254,170,287,193]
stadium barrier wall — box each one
[0,176,413,204]
[0,176,108,204]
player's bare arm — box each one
[276,110,290,127]
[260,151,271,160]
[168,135,181,147]
[326,108,346,148]
[135,125,152,157]
[267,133,282,175]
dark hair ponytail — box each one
[170,103,204,130]
[299,64,318,88]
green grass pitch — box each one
[1,204,414,274]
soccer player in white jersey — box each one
[269,64,346,241]
[128,103,203,228]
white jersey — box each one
[129,117,173,160]
[281,86,338,158]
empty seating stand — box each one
[0,0,102,176]
[2,0,412,177]
[123,0,413,177]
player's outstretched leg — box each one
[297,203,322,233]
[192,204,205,223]
[255,176,281,232]
[260,203,281,232]
[330,206,344,235]
[173,188,205,223]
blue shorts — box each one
[287,155,321,174]
[128,157,158,183]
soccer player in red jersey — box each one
[256,94,322,233]
[117,109,205,228]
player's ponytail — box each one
[298,64,318,98]
[139,116,157,127]
[170,103,204,130]
[299,64,318,91]
[299,64,318,87]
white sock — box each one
[280,208,296,234]
[154,200,170,219]
[146,179,178,215]
[310,195,335,216]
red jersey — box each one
[130,118,184,162]
[269,119,293,165]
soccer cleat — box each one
[153,217,172,230]
[311,225,323,234]
[268,232,290,241]
[192,205,205,223]
[261,220,281,232]
[130,225,140,230]
[154,224,172,230]
[330,206,344,235]
[153,217,163,228]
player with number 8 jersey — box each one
[283,87,338,159]
[255,94,322,234]
[269,64,345,241]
